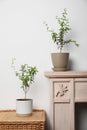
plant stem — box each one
[60,46,62,53]
[24,91,27,99]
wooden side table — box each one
[45,71,87,130]
[0,110,45,130]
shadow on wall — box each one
[68,59,78,71]
[68,59,74,70]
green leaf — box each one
[44,9,79,52]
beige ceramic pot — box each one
[16,99,33,116]
[51,53,69,71]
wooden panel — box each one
[53,79,71,102]
[50,78,74,130]
[54,103,70,130]
[75,79,87,102]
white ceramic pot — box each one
[16,99,33,116]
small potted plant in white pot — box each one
[44,9,79,71]
[12,59,38,116]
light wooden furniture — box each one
[0,110,45,130]
[45,71,87,130]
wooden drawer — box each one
[53,79,72,102]
[75,78,87,102]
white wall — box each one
[0,0,87,129]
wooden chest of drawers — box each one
[45,71,87,130]
[0,110,45,130]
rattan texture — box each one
[0,110,45,130]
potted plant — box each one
[44,9,79,71]
[12,59,38,116]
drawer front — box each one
[75,78,87,102]
[53,79,72,102]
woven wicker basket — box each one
[0,110,45,130]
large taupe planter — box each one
[16,99,33,116]
[51,53,69,71]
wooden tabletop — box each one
[44,71,87,78]
[0,110,45,124]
